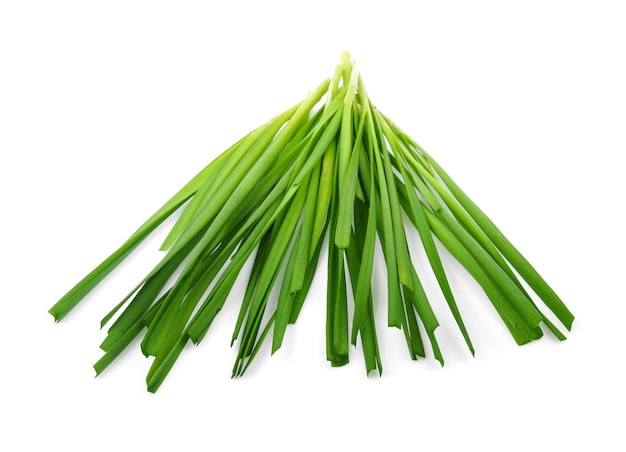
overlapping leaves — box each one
[50,53,573,392]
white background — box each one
[1,1,625,450]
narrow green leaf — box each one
[288,219,329,325]
[271,233,302,354]
[350,170,377,344]
[146,335,188,393]
[370,104,413,291]
[289,162,321,292]
[404,269,444,366]
[345,200,382,375]
[403,285,426,358]
[367,108,403,328]
[335,107,367,248]
[310,140,336,257]
[48,193,190,322]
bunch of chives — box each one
[49,52,574,392]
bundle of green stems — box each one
[50,53,574,392]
